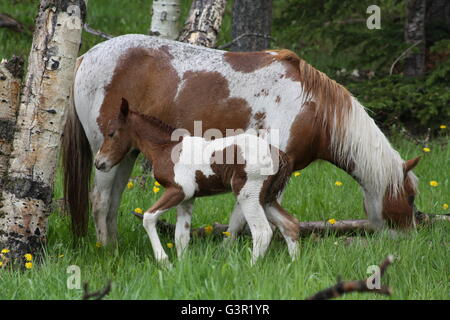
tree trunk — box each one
[0,0,86,259]
[404,0,427,77]
[0,57,23,181]
[231,0,272,51]
[425,0,450,47]
[149,0,181,39]
[178,0,227,48]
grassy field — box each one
[0,136,448,299]
[0,0,449,300]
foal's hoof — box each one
[157,258,173,269]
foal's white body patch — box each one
[173,134,276,199]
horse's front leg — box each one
[175,199,194,259]
[143,187,185,266]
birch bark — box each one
[149,0,181,39]
[0,0,86,258]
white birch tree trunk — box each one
[0,0,86,259]
[179,0,227,48]
[0,57,23,180]
[149,0,181,39]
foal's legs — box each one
[224,203,246,243]
[265,202,300,260]
[175,199,194,258]
[143,187,185,265]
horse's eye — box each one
[408,195,415,205]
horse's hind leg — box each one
[265,202,300,260]
[175,199,194,258]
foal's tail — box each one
[62,57,92,237]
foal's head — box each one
[95,98,133,172]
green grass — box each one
[0,0,449,300]
[0,136,448,299]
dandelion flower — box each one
[1,249,9,254]
[127,181,134,189]
[0,261,3,267]
[440,125,446,129]
[24,254,32,261]
[58,254,64,258]
[134,207,143,214]
[95,242,102,248]
[222,231,231,237]
[153,186,160,193]
[154,181,161,186]
[167,243,174,249]
[443,203,449,210]
[328,218,337,225]
[429,181,439,187]
[293,171,301,177]
[204,225,213,234]
[25,262,33,269]
[335,181,343,187]
[422,147,430,153]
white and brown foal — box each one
[95,98,299,265]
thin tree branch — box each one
[306,255,394,300]
[389,40,422,75]
[83,23,113,40]
[216,33,276,50]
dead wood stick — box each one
[82,280,112,300]
[216,33,275,50]
[133,210,448,238]
[306,255,394,300]
[83,23,113,40]
[0,13,26,33]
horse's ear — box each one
[120,98,129,119]
[404,156,421,173]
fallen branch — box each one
[306,255,394,300]
[217,33,275,50]
[82,280,112,300]
[132,210,448,238]
[83,23,113,40]
[0,13,27,33]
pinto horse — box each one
[95,98,297,264]
[63,34,420,245]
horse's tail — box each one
[62,56,92,237]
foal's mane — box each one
[129,109,177,136]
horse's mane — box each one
[274,50,415,197]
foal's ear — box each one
[119,98,129,119]
[403,156,421,173]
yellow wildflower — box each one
[95,242,102,248]
[328,218,337,225]
[167,243,174,249]
[1,249,9,254]
[204,225,213,234]
[0,261,3,267]
[25,262,33,269]
[335,181,343,187]
[293,171,301,177]
[154,181,161,186]
[134,207,143,214]
[443,203,449,210]
[429,181,439,187]
[24,254,32,261]
[440,125,446,129]
[153,186,160,193]
[127,181,134,189]
[58,254,64,258]
[222,231,231,237]
[422,147,430,153]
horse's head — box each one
[95,98,132,172]
[381,156,421,228]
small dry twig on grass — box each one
[306,255,394,300]
[0,13,27,33]
[83,23,113,40]
[216,33,275,50]
[82,280,112,300]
